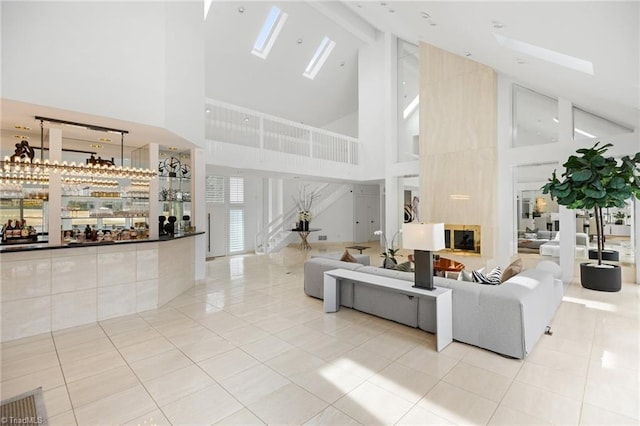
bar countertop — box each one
[0,232,205,254]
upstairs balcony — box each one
[204,99,364,180]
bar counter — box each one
[0,232,204,253]
[1,232,204,342]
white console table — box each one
[323,269,452,352]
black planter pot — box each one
[588,249,619,261]
[580,262,622,292]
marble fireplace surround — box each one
[419,43,497,264]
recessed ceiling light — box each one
[421,12,430,19]
[14,125,31,130]
[297,38,303,44]
[14,135,29,139]
[356,4,363,8]
[340,61,345,67]
[516,58,526,64]
[243,117,250,122]
[429,21,437,26]
[389,9,395,13]
[464,52,472,57]
[238,6,244,13]
[492,20,504,29]
[205,108,211,113]
[99,138,111,142]
[90,144,104,149]
[380,2,387,6]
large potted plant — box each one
[542,142,640,292]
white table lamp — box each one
[402,222,445,290]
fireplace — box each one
[443,224,481,255]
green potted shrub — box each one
[542,142,640,292]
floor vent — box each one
[318,235,327,241]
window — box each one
[397,39,419,162]
[228,209,245,253]
[512,85,559,147]
[252,6,288,59]
[228,176,245,253]
[229,176,244,204]
[573,107,634,140]
[205,176,225,203]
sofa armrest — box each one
[303,258,363,305]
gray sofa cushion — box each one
[311,252,370,266]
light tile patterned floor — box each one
[1,243,638,425]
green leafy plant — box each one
[542,142,640,264]
[374,229,402,267]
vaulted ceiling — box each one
[205,1,639,131]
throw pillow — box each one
[458,268,484,282]
[524,232,537,239]
[501,258,523,282]
[393,261,412,272]
[340,250,356,263]
[472,266,503,285]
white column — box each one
[48,128,62,245]
[559,206,576,283]
[635,198,639,284]
[148,143,159,240]
[383,32,400,240]
[496,76,515,265]
[192,147,206,281]
[557,98,576,283]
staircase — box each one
[254,183,351,254]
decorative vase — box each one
[302,220,309,231]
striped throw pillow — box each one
[472,266,503,285]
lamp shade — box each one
[402,222,445,251]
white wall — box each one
[283,179,355,243]
[1,1,204,147]
[322,111,359,138]
[163,1,205,147]
[357,33,387,180]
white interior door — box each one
[207,205,226,257]
[355,195,380,243]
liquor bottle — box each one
[21,220,29,238]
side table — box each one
[291,228,321,250]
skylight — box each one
[252,6,288,59]
[494,33,594,75]
[303,37,336,80]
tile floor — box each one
[1,243,638,425]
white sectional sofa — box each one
[304,257,563,359]
[539,232,589,258]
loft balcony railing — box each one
[205,98,359,165]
